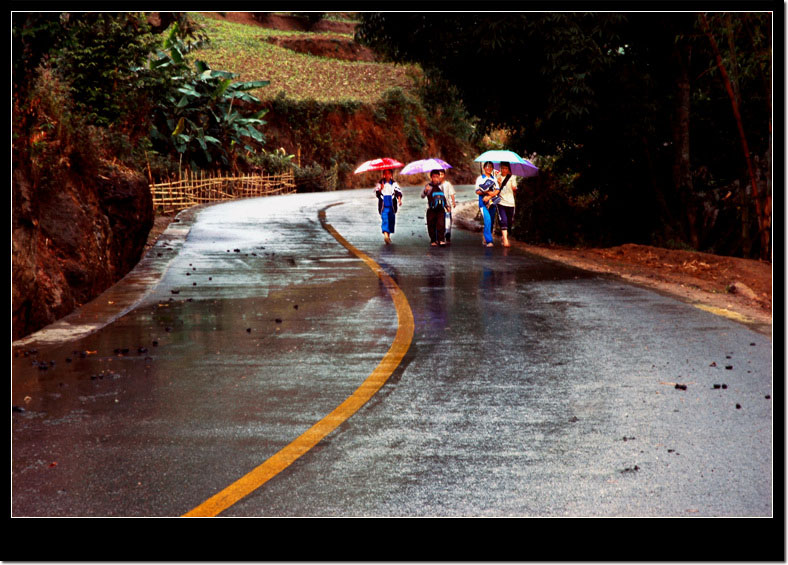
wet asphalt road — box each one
[12,185,773,517]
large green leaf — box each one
[147,27,271,169]
[169,44,184,64]
[171,117,185,137]
[234,80,271,91]
[245,126,264,142]
[228,91,261,104]
[211,78,233,100]
[177,85,200,98]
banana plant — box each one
[146,31,270,170]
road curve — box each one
[12,187,773,519]
[182,204,415,516]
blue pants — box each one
[381,196,396,233]
[480,204,497,244]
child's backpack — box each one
[430,188,447,210]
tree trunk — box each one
[700,13,769,259]
[671,40,698,248]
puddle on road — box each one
[12,273,399,424]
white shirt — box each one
[442,181,456,205]
[376,179,402,197]
[496,173,518,207]
[475,174,499,207]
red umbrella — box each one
[353,157,404,174]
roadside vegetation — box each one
[356,12,772,259]
[12,11,772,260]
[182,13,479,191]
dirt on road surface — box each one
[145,204,772,333]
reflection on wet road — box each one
[12,186,772,517]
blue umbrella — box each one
[400,158,453,176]
[474,149,538,177]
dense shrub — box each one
[17,64,103,186]
[374,87,427,153]
[52,13,161,130]
[512,154,610,247]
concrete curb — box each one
[12,205,205,349]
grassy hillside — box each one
[182,13,478,188]
[191,13,421,104]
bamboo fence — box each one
[150,170,296,213]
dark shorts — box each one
[498,205,515,230]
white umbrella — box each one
[474,150,538,177]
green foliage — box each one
[12,13,68,101]
[293,162,332,192]
[512,152,611,247]
[358,12,772,257]
[53,13,162,128]
[18,63,103,187]
[357,12,639,156]
[146,29,271,170]
[14,12,205,175]
[689,12,772,186]
[268,92,362,165]
[13,12,162,148]
[13,12,272,175]
[375,88,427,153]
[247,147,296,174]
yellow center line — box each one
[183,204,414,517]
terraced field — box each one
[191,13,421,103]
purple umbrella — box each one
[474,149,538,177]
[399,158,453,176]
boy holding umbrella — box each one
[421,169,449,246]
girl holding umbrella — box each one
[495,162,517,247]
[375,168,403,244]
[473,149,538,247]
[354,158,404,245]
[475,161,500,247]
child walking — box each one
[495,162,518,247]
[375,169,403,244]
[438,169,456,242]
[421,169,449,246]
[475,161,500,247]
